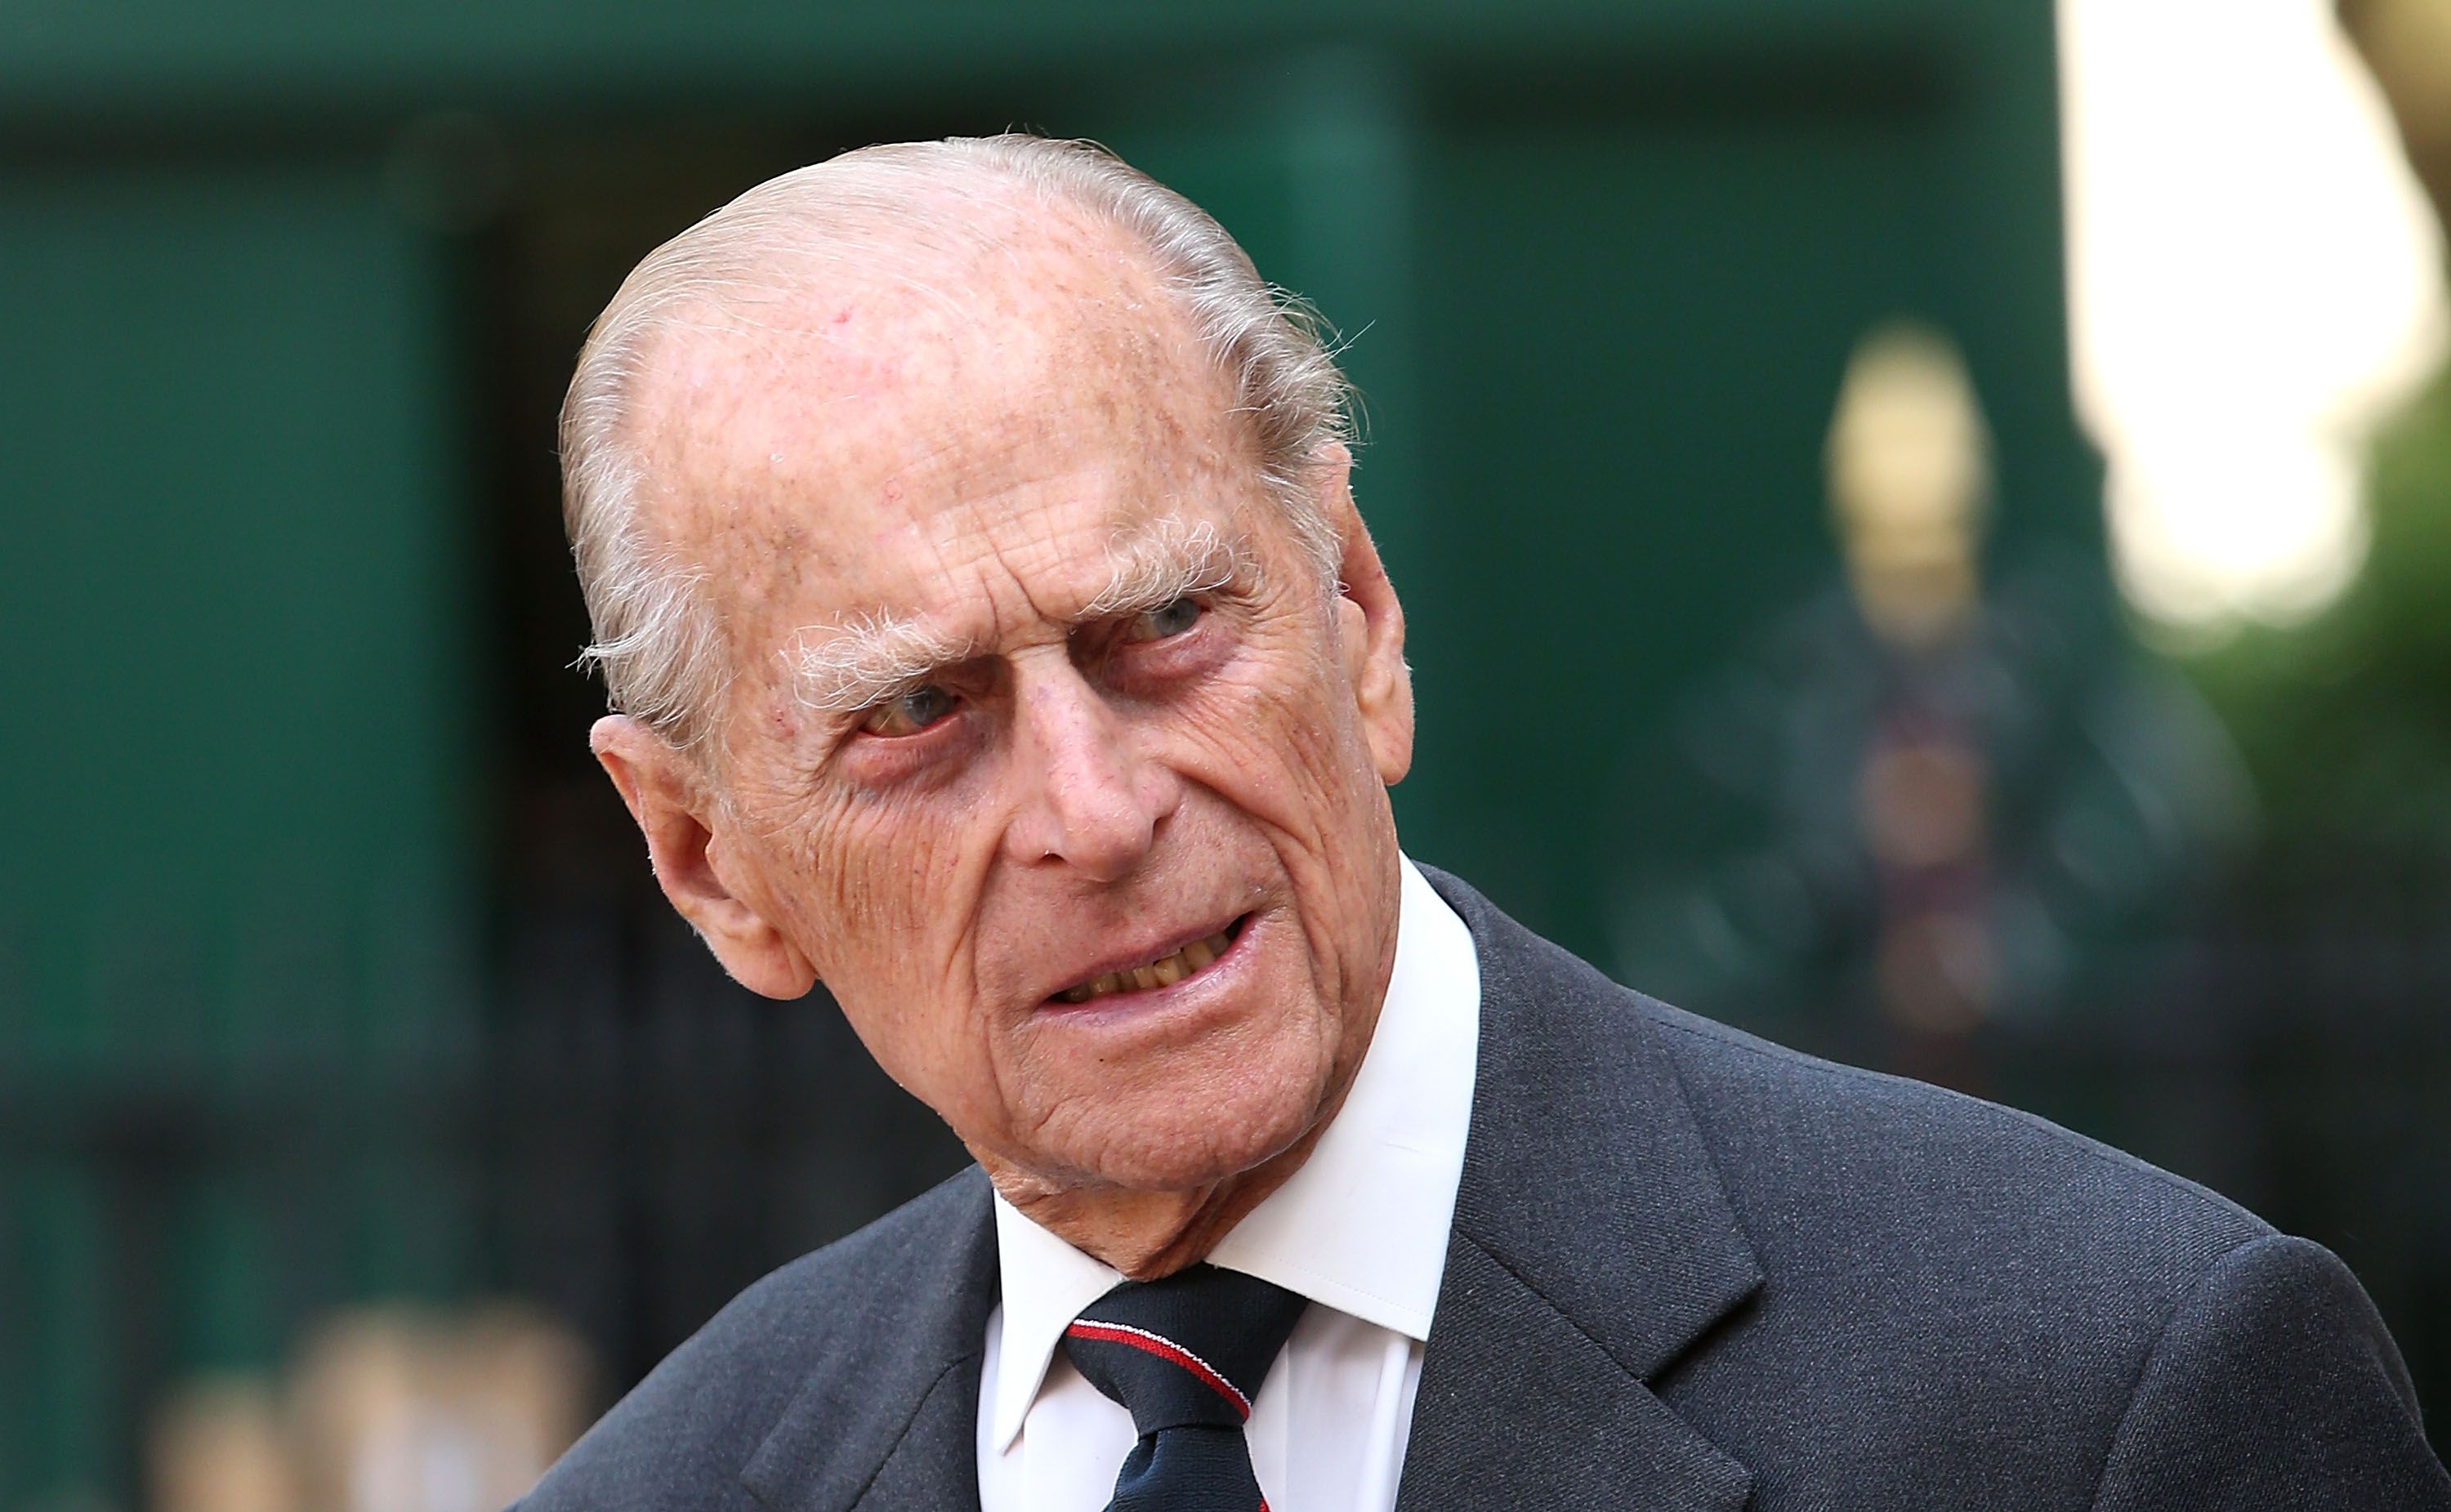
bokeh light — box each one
[2061,0,2449,632]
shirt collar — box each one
[987,854,1482,1451]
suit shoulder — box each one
[1631,989,2271,1294]
[1426,864,2270,1285]
[2090,1232,2448,1505]
[1605,990,2322,1505]
[519,1167,989,1512]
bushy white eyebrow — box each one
[1081,517,1248,618]
[785,611,975,715]
[784,515,1253,714]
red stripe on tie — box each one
[1063,1320,1252,1418]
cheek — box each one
[1178,647,1373,842]
[804,799,967,969]
[759,789,1016,1115]
[1165,623,1395,983]
[739,774,984,1009]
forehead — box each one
[625,203,1259,640]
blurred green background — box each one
[3,0,2447,1506]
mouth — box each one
[1047,914,1252,1006]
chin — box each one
[1065,1068,1331,1194]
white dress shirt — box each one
[975,855,1482,1512]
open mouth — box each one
[1050,914,1251,1005]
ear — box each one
[1313,445,1414,786]
[592,715,819,999]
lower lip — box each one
[1039,913,1256,1016]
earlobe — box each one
[590,716,819,1000]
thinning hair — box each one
[560,134,1355,753]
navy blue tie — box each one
[1060,1264,1308,1512]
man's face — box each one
[611,212,1412,1204]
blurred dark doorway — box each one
[464,118,978,1401]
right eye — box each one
[859,684,960,738]
[1122,595,1204,643]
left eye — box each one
[1123,597,1203,643]
[859,684,959,738]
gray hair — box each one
[560,133,1356,752]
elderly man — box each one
[519,136,2448,1510]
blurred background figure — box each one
[147,1308,587,1512]
[1609,319,2252,1095]
[2,1,2448,1505]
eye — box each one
[859,684,960,738]
[1122,596,1203,644]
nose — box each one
[1002,655,1182,881]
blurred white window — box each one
[2060,0,2449,634]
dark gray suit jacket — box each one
[519,868,2451,1510]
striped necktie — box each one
[1060,1263,1309,1512]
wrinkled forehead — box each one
[622,204,1257,627]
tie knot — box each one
[1060,1264,1307,1434]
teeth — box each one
[1057,930,1234,1003]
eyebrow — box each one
[784,516,1254,714]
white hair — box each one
[560,133,1355,752]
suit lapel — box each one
[842,1358,989,1512]
[740,1171,997,1512]
[1398,869,1763,1512]
[1397,1239,1753,1510]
